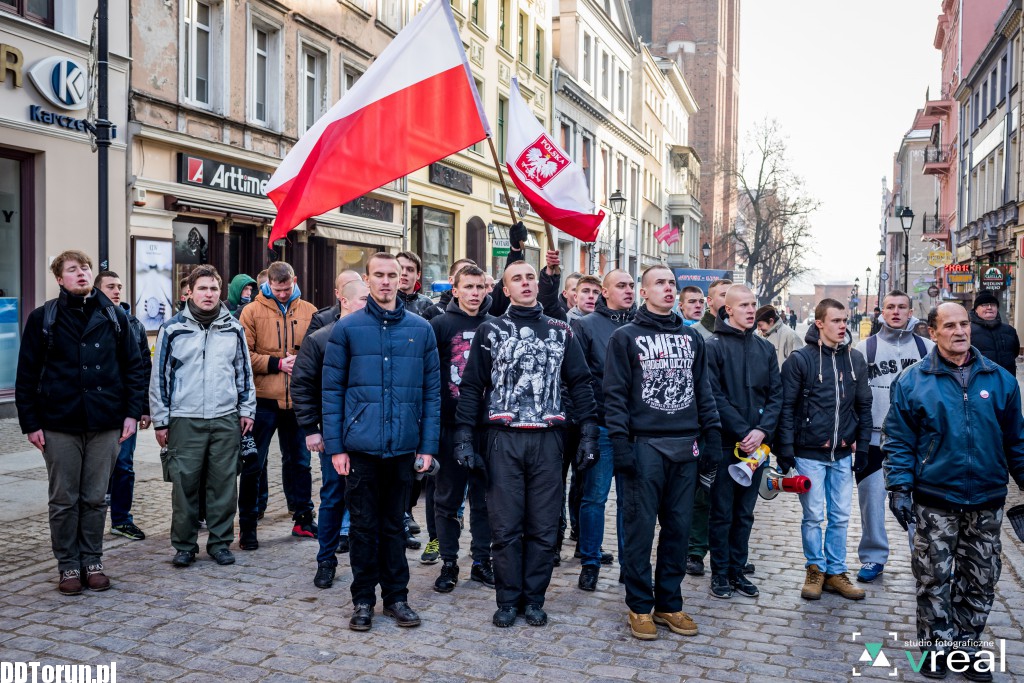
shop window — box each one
[227,225,258,284]
[173,219,212,300]
[334,243,378,283]
[489,224,540,279]
[0,0,53,27]
[410,206,454,291]
[0,152,31,394]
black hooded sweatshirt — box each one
[572,297,635,423]
[429,295,494,422]
[704,309,783,446]
[455,303,596,429]
[603,306,721,441]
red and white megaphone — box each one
[758,464,812,500]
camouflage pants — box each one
[912,504,1003,645]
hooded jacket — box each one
[705,311,783,446]
[322,296,441,458]
[969,310,1020,375]
[226,274,258,318]
[399,288,435,317]
[149,302,256,429]
[884,347,1024,510]
[238,283,318,409]
[760,316,802,367]
[572,297,635,423]
[855,319,933,446]
[777,325,873,462]
[429,295,494,422]
[603,306,721,441]
[15,288,147,434]
[455,303,597,429]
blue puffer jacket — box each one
[883,346,1024,510]
[322,296,441,458]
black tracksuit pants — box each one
[434,427,491,563]
[347,451,414,608]
[559,424,582,539]
[708,453,764,578]
[486,428,563,609]
[618,438,697,614]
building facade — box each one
[1,2,131,400]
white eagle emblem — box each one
[514,134,570,189]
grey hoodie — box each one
[855,317,933,445]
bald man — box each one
[308,270,364,333]
[703,285,782,599]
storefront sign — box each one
[980,266,1007,290]
[927,250,953,267]
[28,105,91,133]
[340,195,394,222]
[927,285,940,297]
[492,237,510,259]
[945,263,973,284]
[429,163,473,194]
[28,56,88,110]
[176,153,271,198]
[1,44,23,87]
[671,268,734,295]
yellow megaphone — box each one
[728,443,770,487]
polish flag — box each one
[265,0,489,244]
[505,78,605,242]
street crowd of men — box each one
[15,240,1024,681]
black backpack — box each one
[864,333,927,366]
[37,298,123,393]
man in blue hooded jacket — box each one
[884,302,1024,681]
[323,252,441,632]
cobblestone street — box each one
[1,418,1023,682]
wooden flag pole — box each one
[486,137,559,273]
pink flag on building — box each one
[505,78,605,242]
[662,229,680,246]
[654,223,673,242]
[265,0,489,244]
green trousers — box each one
[168,414,240,554]
[687,485,710,559]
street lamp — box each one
[701,242,712,268]
[877,248,886,307]
[852,277,860,320]
[610,190,626,270]
[899,206,915,291]
[865,266,872,313]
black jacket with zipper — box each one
[705,310,783,446]
[969,310,1020,376]
[429,295,494,422]
[777,325,872,462]
[572,297,635,423]
[291,315,339,437]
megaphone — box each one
[728,444,770,487]
[758,465,813,500]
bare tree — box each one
[727,120,819,306]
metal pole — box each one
[97,0,111,271]
[902,233,909,292]
[614,214,620,270]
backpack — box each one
[37,298,123,394]
[864,333,927,366]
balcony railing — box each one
[924,147,948,164]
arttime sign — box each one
[176,153,271,198]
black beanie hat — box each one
[973,290,999,310]
[755,305,778,325]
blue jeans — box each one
[108,433,136,526]
[578,427,615,567]
[796,456,854,574]
[317,452,347,564]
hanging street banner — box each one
[672,269,734,295]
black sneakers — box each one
[470,559,495,588]
[172,550,196,567]
[710,574,733,599]
[314,561,336,589]
[578,565,599,592]
[434,561,459,593]
[523,604,548,627]
[493,606,517,628]
[111,522,146,540]
[209,548,236,566]
[730,574,759,598]
[336,534,350,554]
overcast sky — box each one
[739,0,941,293]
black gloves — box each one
[612,438,636,477]
[852,449,867,473]
[576,422,600,472]
[775,451,796,473]
[453,427,484,471]
[888,488,914,531]
[697,429,722,492]
[509,221,528,250]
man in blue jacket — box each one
[322,252,441,632]
[884,302,1024,681]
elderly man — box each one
[884,302,1024,681]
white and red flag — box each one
[505,78,604,242]
[265,0,489,244]
[654,223,680,245]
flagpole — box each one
[487,137,558,255]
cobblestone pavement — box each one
[1,419,1023,682]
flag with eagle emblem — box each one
[505,78,605,242]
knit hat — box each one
[755,305,778,325]
[973,290,999,310]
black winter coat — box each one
[429,296,494,422]
[120,302,153,416]
[572,298,634,423]
[969,310,1019,376]
[777,325,872,462]
[307,304,339,335]
[291,321,337,436]
[15,288,147,434]
[704,312,782,445]
[398,290,436,317]
[538,268,568,321]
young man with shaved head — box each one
[573,269,636,590]
[679,286,705,327]
[603,265,722,640]
[308,270,363,333]
[455,260,599,628]
[704,285,782,599]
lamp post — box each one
[877,248,886,305]
[899,206,915,291]
[701,242,712,268]
[865,266,872,314]
[609,190,626,270]
[852,277,860,321]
